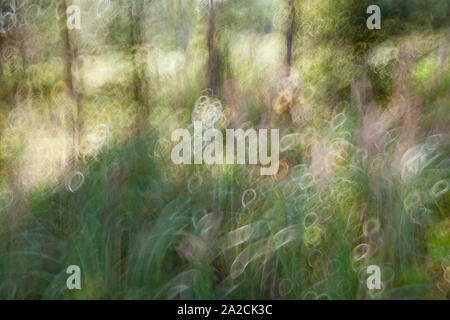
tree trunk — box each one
[59,0,83,166]
[207,0,218,94]
[129,0,148,136]
[285,0,296,77]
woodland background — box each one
[0,0,449,299]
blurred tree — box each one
[129,0,150,136]
[207,0,218,94]
[285,0,297,76]
[58,0,83,165]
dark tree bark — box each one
[285,0,296,77]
